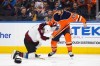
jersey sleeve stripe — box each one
[76,15,80,22]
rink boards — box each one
[0,22,100,54]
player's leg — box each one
[48,40,58,57]
[12,38,40,59]
[64,33,74,57]
[23,38,40,59]
[51,40,57,52]
[48,33,62,57]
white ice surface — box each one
[0,54,100,66]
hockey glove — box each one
[41,36,49,41]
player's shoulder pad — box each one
[61,11,71,20]
[53,13,60,21]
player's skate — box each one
[48,51,56,57]
[68,52,74,57]
[12,50,21,59]
[35,54,41,58]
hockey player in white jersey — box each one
[12,23,51,59]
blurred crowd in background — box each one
[0,0,96,21]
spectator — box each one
[17,7,32,21]
[0,0,4,15]
[0,0,4,6]
[10,0,17,6]
[35,0,44,9]
[15,0,23,7]
[47,0,55,10]
[2,0,15,16]
[54,2,59,10]
[91,0,96,5]
[61,0,73,11]
[31,10,38,21]
[90,3,96,19]
[60,0,67,8]
[76,0,89,20]
[43,1,49,10]
[87,0,96,20]
[27,2,35,14]
[64,3,71,11]
[35,6,48,21]
[12,4,21,16]
[44,9,53,21]
[21,0,29,8]
[0,0,97,21]
[70,2,80,13]
[27,3,38,21]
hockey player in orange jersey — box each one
[47,8,87,57]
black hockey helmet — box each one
[54,13,60,21]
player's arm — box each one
[80,16,87,28]
[71,13,87,28]
[50,21,68,39]
[38,18,57,40]
[38,23,49,41]
[46,18,57,27]
[76,15,87,28]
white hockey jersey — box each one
[28,24,42,42]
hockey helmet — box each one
[54,13,61,21]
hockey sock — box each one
[51,40,57,52]
[66,43,72,52]
[23,53,36,59]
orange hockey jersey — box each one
[47,11,86,38]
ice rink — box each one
[0,54,100,66]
